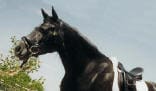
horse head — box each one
[14,7,64,67]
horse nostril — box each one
[15,46,21,52]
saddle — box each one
[118,62,143,91]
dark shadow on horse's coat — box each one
[14,7,156,91]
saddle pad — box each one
[110,57,119,91]
[136,80,148,91]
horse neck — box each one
[57,24,105,76]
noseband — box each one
[21,20,64,55]
[21,36,40,55]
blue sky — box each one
[0,0,156,91]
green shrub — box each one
[0,37,44,91]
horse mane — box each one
[60,20,105,60]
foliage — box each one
[0,36,44,91]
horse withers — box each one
[14,7,156,91]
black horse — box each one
[14,7,156,91]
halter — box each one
[21,20,64,55]
[21,36,40,55]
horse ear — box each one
[52,6,58,21]
[41,8,49,19]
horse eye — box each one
[38,33,42,38]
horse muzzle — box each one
[14,40,30,60]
